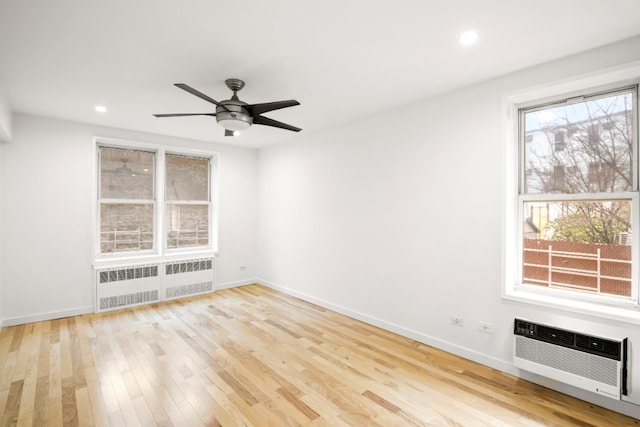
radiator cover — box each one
[513,318,627,400]
[95,257,215,312]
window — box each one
[553,131,566,151]
[551,165,565,191]
[97,142,215,257]
[516,85,638,306]
[165,154,210,249]
[98,147,155,253]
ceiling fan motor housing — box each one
[216,100,252,131]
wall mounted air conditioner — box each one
[513,318,628,400]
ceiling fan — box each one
[153,78,301,136]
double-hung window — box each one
[513,83,639,310]
[97,142,215,258]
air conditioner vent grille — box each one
[576,335,620,357]
[538,325,575,347]
[515,319,621,360]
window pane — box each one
[100,147,154,200]
[522,200,632,298]
[166,154,209,201]
[166,204,209,248]
[523,91,633,194]
[100,203,154,253]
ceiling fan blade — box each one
[153,113,216,117]
[174,83,229,111]
[253,115,302,132]
[225,129,235,137]
[245,100,300,115]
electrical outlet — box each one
[478,321,493,334]
[450,317,464,327]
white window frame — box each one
[163,152,213,253]
[96,143,159,258]
[93,137,218,266]
[503,62,640,323]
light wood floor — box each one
[1,285,638,426]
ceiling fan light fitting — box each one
[216,110,252,131]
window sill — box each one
[93,249,217,269]
[503,287,640,325]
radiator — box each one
[95,257,215,312]
[513,318,627,400]
[163,258,214,300]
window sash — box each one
[99,201,156,254]
[98,146,156,200]
[519,86,638,196]
[165,153,210,202]
[165,202,210,249]
[516,192,640,303]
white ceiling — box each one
[2,0,640,148]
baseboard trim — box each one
[216,278,258,291]
[2,306,94,327]
[256,278,512,373]
[2,280,253,327]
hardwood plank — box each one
[0,284,638,426]
[75,385,93,427]
[32,375,49,426]
[61,376,78,426]
[277,386,320,421]
[1,379,23,426]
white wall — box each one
[257,36,640,417]
[0,86,11,142]
[0,86,9,330]
[0,133,3,329]
[0,114,258,324]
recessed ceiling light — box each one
[459,31,478,46]
[95,105,108,113]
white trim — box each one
[216,278,258,291]
[92,250,217,270]
[503,60,640,107]
[1,276,247,325]
[94,136,219,158]
[210,153,219,253]
[519,192,637,202]
[504,287,640,324]
[2,306,94,327]
[503,61,640,321]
